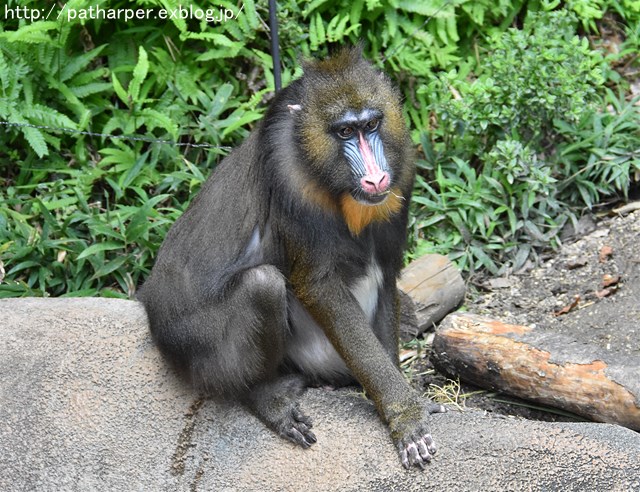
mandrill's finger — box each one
[423,433,437,455]
[288,427,312,448]
[416,439,432,462]
[399,446,410,469]
[292,407,313,427]
[302,429,317,445]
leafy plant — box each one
[411,9,639,274]
[443,10,605,152]
[555,89,640,208]
[0,0,272,297]
[1,1,639,297]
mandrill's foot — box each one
[243,374,317,449]
[389,399,447,469]
[274,403,317,448]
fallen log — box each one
[431,312,640,431]
[398,254,465,340]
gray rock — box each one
[1,298,639,492]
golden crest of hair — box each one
[302,46,365,75]
[300,46,401,115]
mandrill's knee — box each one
[239,265,287,313]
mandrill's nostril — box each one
[361,172,390,194]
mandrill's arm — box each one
[294,277,446,469]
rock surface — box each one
[1,298,639,491]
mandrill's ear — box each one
[287,104,302,114]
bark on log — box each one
[398,254,465,340]
[431,312,640,431]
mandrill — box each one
[139,47,445,469]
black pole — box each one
[268,0,282,92]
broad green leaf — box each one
[7,261,41,275]
[77,241,124,260]
[42,196,78,210]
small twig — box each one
[613,201,640,215]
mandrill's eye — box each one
[365,118,380,132]
[337,126,354,139]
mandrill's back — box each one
[138,129,268,324]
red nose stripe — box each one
[358,132,380,175]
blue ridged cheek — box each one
[368,132,389,172]
[343,139,366,175]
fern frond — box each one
[21,124,48,158]
[71,82,112,98]
[139,108,180,139]
[60,45,107,82]
[1,21,59,45]
[26,104,77,130]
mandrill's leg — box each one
[183,264,316,448]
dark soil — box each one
[418,208,640,422]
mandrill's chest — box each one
[346,259,384,323]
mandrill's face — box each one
[284,52,414,235]
[330,107,391,205]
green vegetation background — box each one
[1,0,639,298]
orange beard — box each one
[339,188,403,235]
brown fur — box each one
[301,180,340,214]
[299,49,406,167]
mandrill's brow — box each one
[331,108,383,130]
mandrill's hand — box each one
[387,397,447,469]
